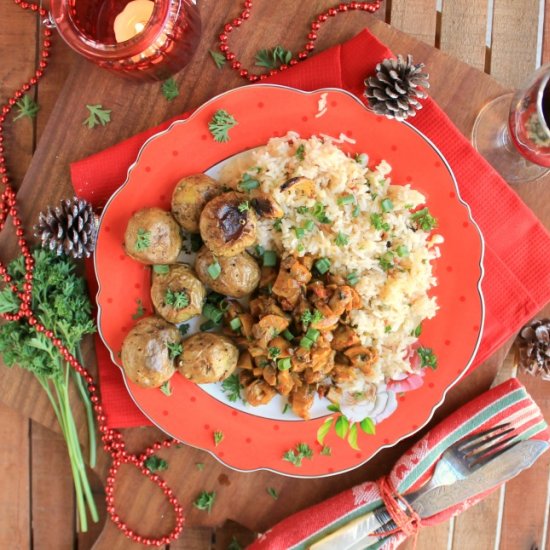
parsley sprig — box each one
[283,442,314,467]
[165,289,190,309]
[208,109,238,142]
[83,104,111,129]
[144,455,168,472]
[221,373,243,403]
[209,49,226,69]
[14,94,40,121]
[161,78,179,101]
[194,491,216,513]
[255,45,292,69]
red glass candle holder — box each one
[49,0,201,81]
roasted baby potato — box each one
[124,207,182,265]
[177,332,239,383]
[171,174,221,232]
[199,192,257,256]
[194,246,261,298]
[120,316,180,388]
[151,264,206,323]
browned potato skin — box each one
[199,192,257,257]
[194,246,261,298]
[177,333,238,383]
[171,174,221,232]
[151,264,206,324]
[124,207,182,265]
[121,316,179,388]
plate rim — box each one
[94,83,486,478]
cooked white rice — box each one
[220,132,443,384]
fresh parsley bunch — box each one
[0,249,99,531]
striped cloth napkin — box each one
[247,378,549,550]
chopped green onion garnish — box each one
[334,232,349,247]
[203,303,223,324]
[303,219,315,231]
[297,206,309,214]
[263,250,277,267]
[200,320,216,331]
[273,218,283,232]
[352,204,361,218]
[277,357,292,370]
[305,328,320,342]
[153,264,170,274]
[315,257,331,274]
[255,244,265,256]
[346,271,359,286]
[282,329,294,341]
[207,261,222,279]
[297,243,305,253]
[381,198,394,212]
[396,244,409,257]
[300,337,313,349]
[239,173,260,192]
[295,144,305,160]
[337,194,355,206]
[379,251,395,271]
[294,227,305,239]
[229,317,242,331]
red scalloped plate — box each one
[94,85,484,477]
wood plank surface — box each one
[439,0,489,71]
[490,0,541,88]
[1,1,550,549]
[390,0,438,45]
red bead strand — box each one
[2,0,382,546]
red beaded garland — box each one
[1,0,382,546]
[217,0,382,82]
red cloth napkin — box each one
[72,29,550,428]
[246,378,550,549]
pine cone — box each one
[35,197,98,259]
[518,319,550,381]
[365,54,430,121]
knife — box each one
[310,439,549,550]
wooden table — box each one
[0,1,549,549]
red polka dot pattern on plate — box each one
[162,410,168,416]
[383,438,390,445]
[201,134,208,141]
[459,296,466,302]
[463,221,469,228]
[172,150,179,156]
[231,410,238,417]
[449,192,456,199]
[204,424,210,430]
[107,297,113,304]
[473,325,479,331]
[190,396,196,402]
[301,115,308,122]
[446,266,453,272]
[245,437,252,443]
[445,340,451,346]
[434,161,442,168]
[145,166,151,173]
[391,145,397,151]
[257,102,264,108]
[428,382,435,388]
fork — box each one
[310,423,517,550]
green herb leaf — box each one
[334,415,349,438]
[209,49,226,69]
[360,417,376,435]
[314,257,331,275]
[196,462,205,470]
[167,342,183,360]
[311,202,332,224]
[396,244,409,258]
[14,94,40,121]
[337,194,355,206]
[413,324,422,338]
[295,144,305,160]
[282,329,294,341]
[202,303,223,324]
[135,228,151,251]
[283,449,301,466]
[228,536,244,550]
[268,346,281,359]
[266,487,279,500]
[263,250,277,267]
[296,442,313,459]
[153,264,170,274]
[294,226,305,239]
[418,347,438,369]
[273,218,283,232]
[352,204,361,218]
[410,207,438,231]
[238,201,249,212]
[277,357,292,371]
[193,490,216,513]
[179,323,190,336]
[378,251,395,272]
[346,271,359,286]
[320,445,332,456]
[221,373,243,403]
[161,78,179,101]
[132,299,145,320]
[207,261,222,280]
[381,198,394,212]
[283,442,313,467]
[165,289,189,309]
[327,403,340,413]
[255,45,292,69]
[213,430,224,446]
[144,455,168,472]
[239,173,260,192]
[208,109,238,142]
[347,423,360,450]
[334,232,349,247]
[297,206,309,215]
[83,104,111,129]
[282,403,290,414]
[317,417,333,445]
[160,381,172,396]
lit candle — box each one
[114,0,155,43]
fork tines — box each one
[457,423,518,466]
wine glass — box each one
[472,64,550,184]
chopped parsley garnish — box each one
[381,198,394,212]
[396,244,409,257]
[311,202,332,224]
[161,78,179,101]
[213,430,224,446]
[193,491,216,513]
[153,264,170,274]
[238,201,249,212]
[83,104,111,128]
[277,357,292,371]
[167,342,183,359]
[273,218,283,232]
[334,231,349,247]
[179,323,190,336]
[196,462,205,471]
[418,347,438,369]
[314,257,331,274]
[295,144,305,160]
[370,213,390,232]
[221,373,243,402]
[297,206,309,214]
[320,445,332,456]
[385,325,392,333]
[209,49,226,69]
[160,381,172,396]
[144,455,168,472]
[379,251,395,271]
[239,173,260,192]
[413,324,422,337]
[132,299,145,320]
[267,487,279,500]
[263,250,277,267]
[268,347,281,359]
[297,243,305,253]
[207,260,222,279]
[410,207,438,231]
[354,152,368,165]
[165,289,189,309]
[282,403,290,414]
[255,45,292,69]
[346,271,359,286]
[135,228,151,250]
[283,442,314,467]
[208,109,237,143]
[337,194,355,206]
[352,204,361,218]
[303,219,315,231]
